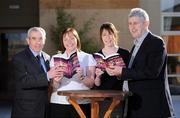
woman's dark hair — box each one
[100,22,119,45]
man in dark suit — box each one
[11,27,61,118]
[106,8,175,118]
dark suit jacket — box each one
[121,32,174,118]
[11,47,50,118]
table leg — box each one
[91,100,99,118]
[103,98,121,118]
[68,98,86,118]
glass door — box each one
[0,29,27,99]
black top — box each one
[94,47,129,90]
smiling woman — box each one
[49,27,96,118]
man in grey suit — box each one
[11,27,61,118]
[106,8,175,118]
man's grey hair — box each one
[27,27,46,40]
[128,8,149,22]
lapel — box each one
[25,47,50,71]
[41,52,50,71]
[25,47,42,70]
[130,32,152,67]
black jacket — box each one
[122,32,174,118]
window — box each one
[161,0,180,95]
[6,32,27,60]
[161,13,180,35]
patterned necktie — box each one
[36,55,45,72]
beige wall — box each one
[40,9,57,55]
[40,9,134,55]
[39,0,139,55]
[140,0,161,35]
[40,0,139,9]
[40,0,162,55]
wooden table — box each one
[58,90,131,118]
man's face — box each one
[27,31,45,53]
[128,16,148,39]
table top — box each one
[57,90,132,100]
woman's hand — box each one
[75,67,84,80]
[94,68,104,86]
[95,68,104,78]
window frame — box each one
[161,12,180,35]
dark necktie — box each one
[36,55,45,72]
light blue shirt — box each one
[132,31,149,58]
[123,31,149,91]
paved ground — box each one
[172,96,180,117]
[0,96,180,118]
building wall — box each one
[40,0,139,9]
[39,0,163,117]
[40,9,134,55]
[39,0,162,55]
[39,0,139,55]
[140,0,161,35]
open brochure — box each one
[53,52,80,78]
[93,53,126,71]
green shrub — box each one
[50,8,100,53]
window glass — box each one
[161,0,180,95]
[161,0,180,12]
[163,16,180,31]
[6,32,27,60]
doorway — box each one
[0,29,27,100]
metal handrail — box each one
[168,74,180,78]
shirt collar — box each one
[134,31,149,47]
[29,47,42,57]
[64,50,78,58]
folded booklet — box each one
[93,53,126,71]
[53,52,80,78]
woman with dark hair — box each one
[93,22,129,117]
[49,28,96,118]
[94,22,129,90]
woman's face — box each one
[63,32,77,53]
[101,29,115,47]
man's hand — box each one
[106,65,122,77]
[47,65,63,79]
